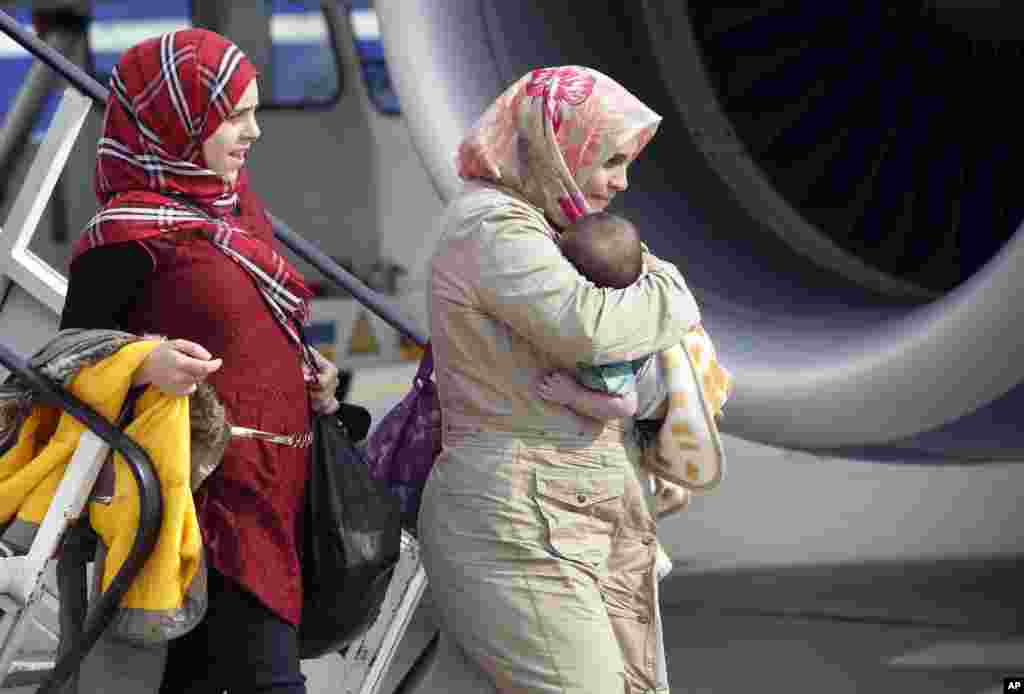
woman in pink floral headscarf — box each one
[420,66,700,693]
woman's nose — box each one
[610,168,628,192]
[244,114,261,141]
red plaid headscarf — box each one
[73,29,313,346]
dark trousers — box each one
[158,568,307,693]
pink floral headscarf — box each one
[457,66,662,228]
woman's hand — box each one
[641,250,665,273]
[653,476,690,518]
[304,348,341,415]
[133,339,223,396]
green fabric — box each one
[575,356,651,395]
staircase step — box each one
[1,656,54,690]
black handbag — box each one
[297,375,402,659]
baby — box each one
[538,210,732,532]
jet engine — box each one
[376,1,1024,461]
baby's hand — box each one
[535,370,578,406]
[653,477,690,518]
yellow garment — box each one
[0,340,201,614]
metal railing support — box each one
[0,25,85,206]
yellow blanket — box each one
[0,340,205,643]
[647,325,733,491]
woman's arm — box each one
[60,241,222,395]
[475,205,700,368]
[535,370,638,420]
[60,241,153,330]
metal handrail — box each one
[0,342,163,694]
[267,213,427,346]
[0,8,428,347]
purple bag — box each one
[364,344,442,532]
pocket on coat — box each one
[531,467,625,568]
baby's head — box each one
[561,212,642,289]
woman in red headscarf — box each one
[60,29,338,693]
[420,67,702,693]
